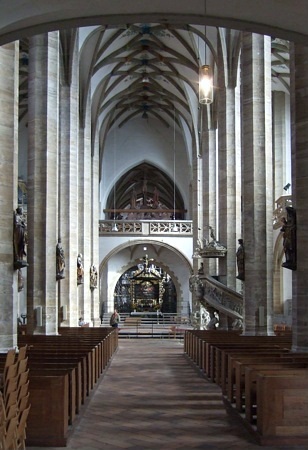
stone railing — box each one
[202,275,243,319]
[99,220,193,236]
[189,274,243,322]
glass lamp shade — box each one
[199,65,213,104]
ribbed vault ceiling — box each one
[18,24,290,218]
[19,25,290,135]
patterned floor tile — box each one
[26,339,305,450]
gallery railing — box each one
[99,220,193,236]
[202,275,243,319]
[189,274,243,324]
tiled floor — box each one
[27,339,305,450]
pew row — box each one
[184,330,308,446]
[17,327,118,447]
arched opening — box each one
[114,261,177,314]
[105,162,185,220]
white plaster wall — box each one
[100,117,191,219]
[99,236,193,316]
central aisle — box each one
[28,339,304,450]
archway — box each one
[113,262,177,314]
[99,239,192,318]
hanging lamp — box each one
[199,64,213,105]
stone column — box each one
[78,94,92,323]
[58,31,79,326]
[0,41,19,350]
[291,43,308,352]
[272,91,289,314]
[273,92,288,200]
[27,32,60,334]
[196,108,205,276]
[202,120,218,277]
[217,85,236,287]
[241,33,273,335]
[217,30,241,289]
[91,133,100,326]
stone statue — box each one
[90,264,98,289]
[206,307,219,330]
[13,207,28,269]
[189,275,204,299]
[236,239,245,281]
[198,262,204,275]
[77,253,84,284]
[56,239,65,280]
[280,206,296,270]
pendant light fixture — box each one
[198,33,213,105]
[199,64,213,105]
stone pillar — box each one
[0,41,19,350]
[58,32,79,326]
[273,92,288,200]
[241,33,273,335]
[27,32,60,334]
[91,133,100,326]
[217,85,236,287]
[78,94,92,323]
[195,108,205,276]
[272,91,289,314]
[291,43,308,352]
[202,122,218,277]
[217,30,241,289]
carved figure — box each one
[236,239,245,281]
[189,275,204,299]
[90,264,98,289]
[206,307,219,330]
[77,253,84,284]
[280,206,297,270]
[56,240,65,280]
[13,207,28,268]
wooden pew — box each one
[255,369,308,446]
[224,349,292,400]
[58,327,118,373]
[184,330,292,380]
[19,335,105,392]
[26,373,69,447]
[17,328,117,447]
[20,342,93,398]
[26,361,79,422]
[244,363,308,424]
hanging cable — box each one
[112,128,118,232]
[172,106,178,232]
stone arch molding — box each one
[99,239,192,313]
[1,2,308,45]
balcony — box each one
[99,220,193,236]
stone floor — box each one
[27,339,305,450]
